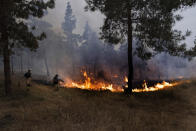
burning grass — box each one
[0,75,195,131]
[62,71,181,93]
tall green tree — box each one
[85,0,196,93]
[0,0,55,95]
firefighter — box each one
[24,69,32,91]
[53,74,64,91]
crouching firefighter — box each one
[53,74,64,91]
[24,70,32,91]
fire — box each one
[62,71,180,93]
[124,76,128,83]
[132,81,178,92]
[63,71,123,92]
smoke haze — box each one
[2,0,196,82]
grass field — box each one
[0,75,196,131]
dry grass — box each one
[0,75,196,131]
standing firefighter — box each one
[53,74,64,91]
[24,70,32,91]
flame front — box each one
[132,81,178,92]
[62,71,179,93]
[63,71,123,92]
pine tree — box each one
[85,0,196,93]
[82,22,93,41]
[62,2,82,74]
[0,0,55,95]
[62,2,76,34]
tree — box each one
[62,2,80,49]
[186,39,196,59]
[85,0,196,93]
[0,0,55,95]
[82,22,93,41]
[62,2,76,34]
[62,2,82,74]
[28,18,53,78]
[80,22,103,75]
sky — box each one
[43,0,196,47]
[175,7,196,48]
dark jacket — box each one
[24,72,31,79]
[53,76,64,85]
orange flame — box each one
[132,81,178,92]
[124,76,128,83]
[63,71,123,92]
[62,72,180,93]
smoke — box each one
[2,0,196,82]
[43,0,104,35]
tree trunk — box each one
[3,44,12,95]
[11,56,14,75]
[20,55,23,73]
[44,56,50,77]
[164,54,169,80]
[27,54,30,69]
[1,0,12,95]
[127,2,133,93]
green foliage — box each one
[185,38,196,60]
[0,0,55,51]
[85,0,196,60]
